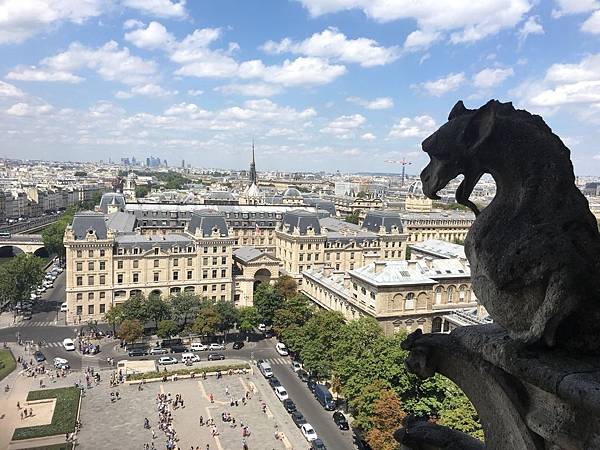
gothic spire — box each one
[249,140,257,186]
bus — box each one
[0,231,11,238]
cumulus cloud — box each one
[403,30,441,51]
[124,21,175,50]
[123,19,145,30]
[0,81,24,97]
[6,66,84,83]
[347,96,394,109]
[296,0,531,47]
[518,16,544,42]
[361,132,376,140]
[0,0,105,44]
[215,83,283,97]
[261,27,399,67]
[388,115,436,138]
[187,90,203,96]
[552,0,599,18]
[320,114,366,138]
[122,0,187,19]
[116,84,177,99]
[472,67,514,89]
[581,10,600,33]
[5,102,53,116]
[413,72,466,96]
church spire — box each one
[248,140,257,186]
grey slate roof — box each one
[115,233,194,250]
[319,217,378,242]
[281,210,321,235]
[98,192,126,213]
[72,211,108,240]
[106,211,137,233]
[304,198,336,216]
[187,210,229,237]
[233,246,266,263]
[361,210,403,233]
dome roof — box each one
[283,186,302,198]
[408,180,424,197]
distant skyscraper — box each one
[146,157,151,167]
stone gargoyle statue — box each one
[420,99,600,353]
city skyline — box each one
[1,1,600,174]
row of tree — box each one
[252,276,483,449]
[0,254,46,311]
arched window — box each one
[459,285,467,302]
[432,317,443,333]
[405,293,415,310]
[435,286,442,305]
[447,286,455,303]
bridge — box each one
[0,234,48,257]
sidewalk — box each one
[0,311,21,330]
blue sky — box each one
[1,0,600,175]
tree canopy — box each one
[118,319,143,343]
[0,253,45,309]
[253,283,283,326]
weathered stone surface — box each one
[395,419,485,450]
[420,100,600,353]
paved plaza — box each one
[77,370,308,450]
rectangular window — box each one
[154,259,159,268]
[300,244,304,250]
[220,295,225,301]
[88,250,94,258]
[203,285,208,292]
[117,274,123,284]
[221,269,226,278]
[88,292,94,300]
[203,247,208,254]
[187,270,192,280]
[99,261,105,270]
[154,272,159,282]
[100,250,105,257]
[76,262,82,271]
[99,304,105,314]
[212,269,217,278]
[133,260,139,268]
[154,248,159,255]
[76,293,82,301]
[88,276,94,285]
[187,257,192,266]
[212,285,217,291]
[212,257,218,265]
[173,258,179,267]
[100,275,106,285]
[203,257,208,265]
[100,292,105,299]
[76,276,82,286]
[88,262,94,271]
[117,261,123,269]
[173,271,179,280]
[221,257,226,264]
[88,305,94,315]
[202,270,208,279]
[76,305,82,316]
[213,246,217,253]
[221,283,225,291]
[76,250,82,258]
[222,246,226,252]
[133,273,139,283]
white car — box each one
[291,361,302,372]
[191,342,208,351]
[63,338,75,351]
[274,386,288,401]
[301,424,318,442]
[276,342,288,356]
[60,303,68,312]
[258,323,267,332]
[208,343,225,351]
[159,356,178,365]
[53,357,69,369]
[30,292,39,300]
[149,347,168,355]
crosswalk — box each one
[42,341,63,348]
[17,321,56,327]
[263,357,289,365]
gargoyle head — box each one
[420,100,506,215]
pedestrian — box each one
[20,411,23,420]
[116,392,120,400]
[152,429,156,439]
[17,401,20,409]
[225,386,229,396]
[209,393,214,403]
[199,416,204,426]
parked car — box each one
[307,378,318,393]
[22,311,32,320]
[268,377,281,389]
[209,343,225,351]
[63,338,75,351]
[311,439,327,450]
[60,302,68,312]
[53,357,69,369]
[181,352,201,364]
[274,386,289,401]
[275,342,288,356]
[256,359,265,367]
[301,423,318,442]
[314,384,336,411]
[149,347,169,355]
[207,353,225,361]
[191,342,207,351]
[158,356,178,365]
[333,411,349,430]
[128,348,148,357]
[232,341,244,349]
[34,351,46,362]
[297,369,310,382]
[291,361,302,372]
[291,411,307,428]
[258,323,267,332]
[170,345,188,353]
[161,338,183,349]
[283,398,297,413]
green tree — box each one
[118,319,144,343]
[272,293,313,335]
[157,319,179,339]
[237,306,260,337]
[169,292,201,328]
[273,275,298,300]
[80,191,102,210]
[104,304,124,333]
[253,283,283,326]
[437,381,484,441]
[299,310,345,378]
[192,305,219,336]
[345,210,361,224]
[349,379,392,431]
[279,323,307,355]
[41,208,76,259]
[0,253,45,312]
[214,299,238,340]
[143,294,171,326]
[119,293,147,322]
[135,185,150,198]
[366,389,407,450]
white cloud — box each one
[5,102,52,116]
[361,132,376,140]
[122,0,187,19]
[0,0,105,44]
[123,19,145,30]
[414,72,466,96]
[552,0,599,18]
[124,21,174,50]
[0,80,24,97]
[248,57,346,87]
[6,66,84,83]
[388,115,436,138]
[403,30,441,51]
[473,67,514,89]
[116,83,177,99]
[261,27,399,67]
[347,96,394,109]
[581,10,600,33]
[7,41,158,86]
[297,0,531,45]
[321,114,366,138]
[518,16,544,41]
[187,90,203,96]
[215,83,283,97]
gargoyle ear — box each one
[464,100,497,154]
[448,100,469,121]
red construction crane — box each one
[385,158,412,185]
